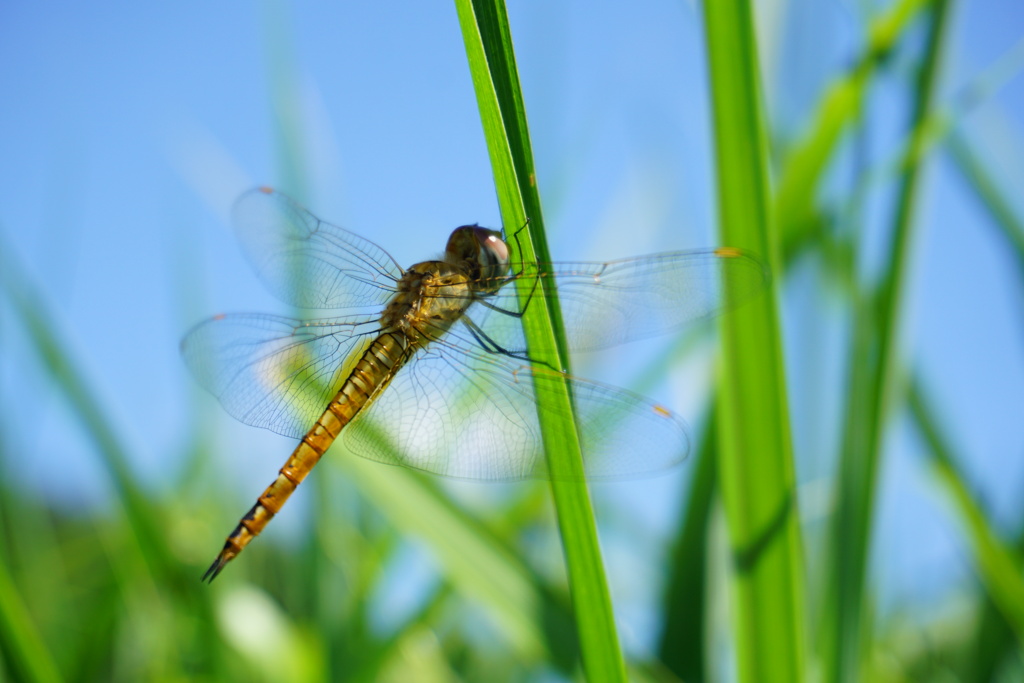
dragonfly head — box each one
[445,225,510,293]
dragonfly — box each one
[182,187,768,581]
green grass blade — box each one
[657,410,716,680]
[963,524,1024,681]
[822,2,954,681]
[0,240,167,585]
[893,36,1024,174]
[262,0,309,199]
[834,37,1024,227]
[775,0,934,259]
[947,132,1024,283]
[341,454,577,668]
[0,556,62,683]
[348,584,453,683]
[702,2,806,682]
[453,1,626,679]
[257,0,337,645]
[0,235,228,671]
[908,376,1024,644]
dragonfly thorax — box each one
[381,261,476,345]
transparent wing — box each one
[232,188,404,310]
[181,313,380,438]
[342,319,689,481]
[462,248,768,354]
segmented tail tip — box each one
[202,552,232,584]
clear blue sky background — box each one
[1,0,1023,642]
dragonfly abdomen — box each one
[203,332,412,582]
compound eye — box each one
[473,228,509,270]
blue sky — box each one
[1,0,1023,635]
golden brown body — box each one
[187,187,762,581]
[203,261,478,581]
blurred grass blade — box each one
[454,1,627,679]
[702,2,806,682]
[775,0,934,259]
[908,376,1024,642]
[349,584,452,683]
[258,0,333,641]
[0,237,169,585]
[837,35,1024,222]
[895,34,1024,173]
[341,454,577,669]
[0,235,227,667]
[947,132,1024,286]
[262,0,309,198]
[0,556,62,683]
[657,410,716,680]
[822,2,954,681]
[965,529,1024,681]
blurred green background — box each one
[1,1,1023,681]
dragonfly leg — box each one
[461,317,557,372]
[477,262,542,321]
[504,216,531,255]
[477,296,523,319]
